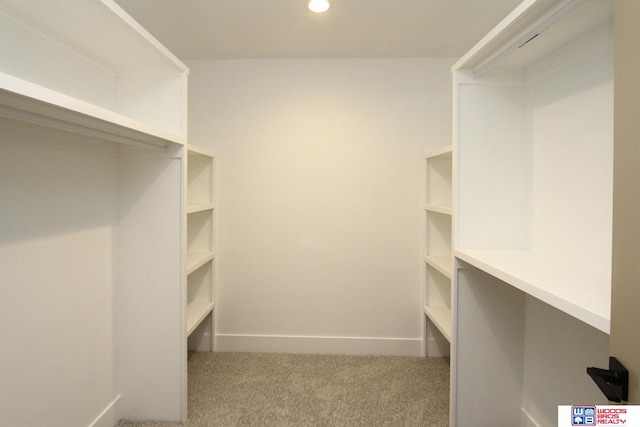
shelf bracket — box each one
[587,357,629,402]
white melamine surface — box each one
[452,1,614,425]
[0,2,189,423]
[187,300,215,336]
[0,0,188,145]
[0,0,186,71]
[116,153,184,422]
[423,305,452,342]
[186,252,215,278]
[425,205,452,216]
[185,145,214,350]
[454,13,613,333]
[425,149,452,210]
[455,249,610,333]
[424,144,453,353]
[424,255,452,279]
[187,150,215,207]
[186,203,215,214]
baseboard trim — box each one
[89,395,120,427]
[214,334,422,356]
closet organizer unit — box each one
[451,0,613,426]
[0,0,193,423]
[186,145,215,351]
[423,145,453,355]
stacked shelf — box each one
[423,145,453,346]
[451,0,614,425]
[0,0,188,148]
[186,145,215,347]
[0,0,189,425]
[0,0,191,423]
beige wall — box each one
[188,58,454,354]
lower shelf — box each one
[424,305,452,342]
[454,249,610,333]
[424,255,452,279]
[187,300,214,336]
[186,251,215,275]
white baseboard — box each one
[214,334,423,356]
[89,395,120,427]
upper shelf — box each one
[0,0,189,149]
[452,0,613,76]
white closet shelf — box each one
[1,0,189,148]
[1,0,187,72]
[186,252,215,276]
[452,0,613,76]
[426,144,453,159]
[424,255,453,279]
[186,300,214,336]
[425,205,452,215]
[0,76,186,149]
[424,305,452,342]
[455,249,610,333]
[187,144,215,158]
[186,204,215,215]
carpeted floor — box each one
[117,352,450,426]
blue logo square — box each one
[572,406,596,426]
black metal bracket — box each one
[587,357,629,402]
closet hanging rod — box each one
[472,0,583,78]
[0,104,169,152]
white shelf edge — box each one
[186,252,215,276]
[425,204,453,215]
[454,249,610,334]
[425,144,453,159]
[186,204,215,214]
[187,144,215,158]
[452,0,573,73]
[186,300,214,336]
[102,0,189,73]
[424,255,453,279]
[424,305,452,342]
[0,73,186,148]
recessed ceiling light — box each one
[307,0,331,13]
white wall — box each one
[0,119,118,427]
[188,58,454,355]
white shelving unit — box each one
[0,0,188,148]
[451,0,613,425]
[423,145,453,351]
[0,0,190,424]
[186,145,215,350]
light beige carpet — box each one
[117,352,449,426]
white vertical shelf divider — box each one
[424,145,453,349]
[186,144,215,349]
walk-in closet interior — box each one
[1,0,636,426]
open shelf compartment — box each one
[0,0,188,147]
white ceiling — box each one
[114,0,523,60]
